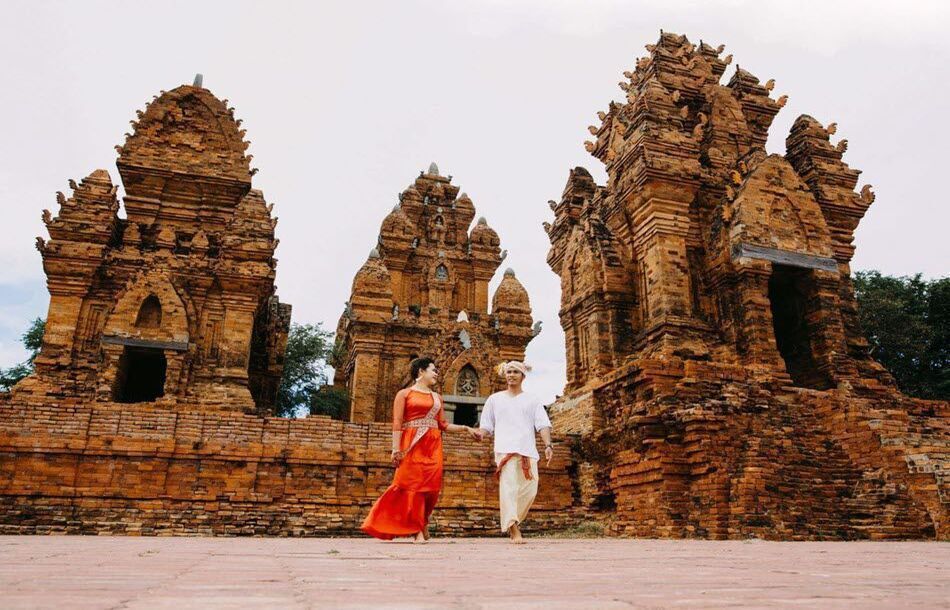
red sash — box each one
[495,453,533,480]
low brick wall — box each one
[0,401,579,536]
[551,359,949,541]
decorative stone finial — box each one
[368,247,381,259]
[477,217,487,225]
[457,310,469,323]
[428,162,439,175]
[531,320,543,337]
[193,73,204,88]
[504,268,516,278]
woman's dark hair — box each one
[407,357,436,387]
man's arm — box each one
[476,396,494,440]
[539,426,553,465]
[534,399,554,464]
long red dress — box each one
[360,388,448,540]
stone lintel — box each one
[732,243,838,273]
[441,394,487,406]
[101,335,189,351]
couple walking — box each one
[360,357,553,543]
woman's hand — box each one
[466,426,483,440]
[390,449,404,466]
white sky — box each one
[1,0,948,404]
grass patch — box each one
[538,521,607,538]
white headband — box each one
[497,361,532,377]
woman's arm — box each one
[437,398,478,437]
[444,422,474,433]
[391,390,407,464]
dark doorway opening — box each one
[115,346,167,403]
[768,265,831,389]
[453,403,478,427]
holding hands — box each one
[466,427,487,441]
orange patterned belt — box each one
[495,453,533,480]
[403,417,438,430]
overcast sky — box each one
[1,0,947,404]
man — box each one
[476,361,553,544]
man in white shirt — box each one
[476,361,553,544]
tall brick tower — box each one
[334,164,537,424]
[545,33,948,539]
[15,80,291,413]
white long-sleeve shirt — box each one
[479,390,552,460]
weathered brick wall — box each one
[0,400,579,536]
[541,31,949,541]
[558,359,949,540]
[25,84,291,415]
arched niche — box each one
[729,155,834,259]
[455,364,479,397]
[97,271,192,404]
[440,345,494,427]
[134,295,162,329]
[103,271,190,343]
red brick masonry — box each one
[0,401,577,536]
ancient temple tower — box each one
[545,33,948,539]
[334,164,538,424]
[15,81,291,413]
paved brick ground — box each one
[1,536,947,609]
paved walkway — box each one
[1,536,947,609]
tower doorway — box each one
[115,346,167,403]
[767,265,831,389]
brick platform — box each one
[1,536,947,609]
[0,401,577,536]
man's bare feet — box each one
[508,523,526,544]
[421,527,430,541]
[413,531,428,544]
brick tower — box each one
[15,80,291,413]
[546,33,948,539]
[334,164,538,424]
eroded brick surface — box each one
[0,401,576,536]
[15,83,290,414]
[545,32,949,540]
[333,165,536,423]
[0,85,574,536]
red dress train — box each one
[360,389,448,540]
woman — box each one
[361,357,478,542]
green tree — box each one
[275,322,348,418]
[309,385,350,420]
[854,271,949,400]
[0,317,45,391]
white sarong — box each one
[496,453,539,532]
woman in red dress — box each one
[361,357,478,542]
